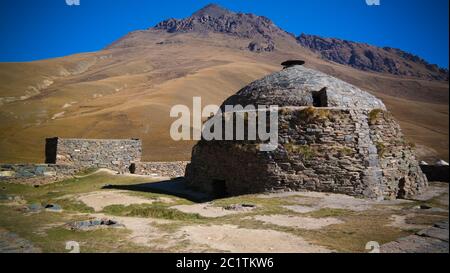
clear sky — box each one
[0,0,448,68]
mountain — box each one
[297,34,449,81]
[0,4,448,164]
[112,3,296,53]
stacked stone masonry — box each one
[186,64,428,199]
[0,164,80,185]
[1,138,187,184]
[186,107,427,200]
[134,162,189,178]
[46,138,142,174]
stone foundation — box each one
[0,164,81,185]
[134,161,189,178]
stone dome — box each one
[222,64,386,110]
[186,65,428,200]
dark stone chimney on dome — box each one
[281,60,306,69]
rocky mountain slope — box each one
[0,4,448,163]
[110,4,297,53]
[298,34,449,81]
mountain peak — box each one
[192,3,233,17]
[153,3,285,53]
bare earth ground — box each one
[73,191,174,212]
[0,170,448,253]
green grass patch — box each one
[1,170,160,207]
[51,198,95,213]
[0,205,118,253]
[284,143,317,160]
[305,208,354,218]
[376,142,386,157]
[337,147,353,157]
[103,204,204,221]
[74,167,99,177]
[296,107,331,123]
[368,109,385,125]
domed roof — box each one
[222,64,386,110]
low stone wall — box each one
[2,137,188,184]
[0,164,81,185]
[134,161,189,178]
[46,138,142,173]
[420,165,449,182]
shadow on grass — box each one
[102,177,213,203]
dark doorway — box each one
[129,163,136,174]
[212,179,228,198]
[397,177,407,199]
[45,137,58,164]
[312,88,328,107]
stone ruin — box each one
[185,62,428,200]
[45,137,142,174]
[1,138,188,183]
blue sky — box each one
[0,0,448,68]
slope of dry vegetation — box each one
[0,29,448,163]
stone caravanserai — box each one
[185,61,428,200]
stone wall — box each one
[46,138,142,173]
[134,161,189,178]
[1,138,188,184]
[0,164,80,185]
[368,110,428,198]
[186,107,427,199]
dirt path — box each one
[77,191,173,212]
[171,203,251,218]
[176,224,332,253]
[251,215,344,230]
[89,213,175,250]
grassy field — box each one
[1,171,448,253]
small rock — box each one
[415,205,432,210]
[224,204,257,211]
[44,204,63,212]
[27,204,43,213]
[69,218,123,231]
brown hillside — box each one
[0,4,448,163]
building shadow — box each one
[102,177,213,203]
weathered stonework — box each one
[186,65,428,199]
[46,138,142,173]
[0,164,80,185]
[134,161,189,178]
[1,138,186,184]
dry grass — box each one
[0,31,448,164]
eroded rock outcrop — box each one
[297,34,449,81]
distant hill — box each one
[297,34,449,81]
